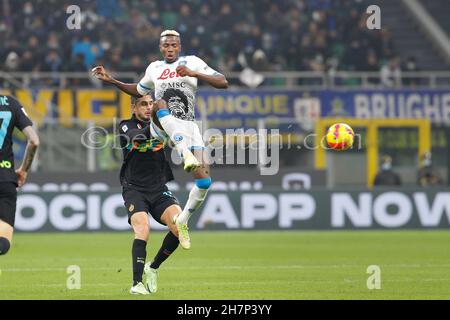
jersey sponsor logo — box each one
[0,96,9,106]
[157,68,182,80]
[0,160,12,169]
[161,82,186,90]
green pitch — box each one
[0,231,450,300]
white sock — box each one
[177,185,209,224]
[158,113,190,157]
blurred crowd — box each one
[0,0,414,85]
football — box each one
[326,123,355,151]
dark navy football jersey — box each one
[119,115,174,191]
[0,95,33,184]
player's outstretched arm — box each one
[92,66,142,97]
[176,65,229,89]
[16,126,39,188]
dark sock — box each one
[150,232,179,269]
[132,239,147,286]
[0,237,10,255]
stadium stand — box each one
[366,0,447,71]
[420,0,450,36]
[0,0,400,75]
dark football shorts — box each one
[0,182,18,227]
[122,185,180,225]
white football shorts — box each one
[151,117,205,150]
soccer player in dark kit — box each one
[119,94,183,295]
[0,95,39,255]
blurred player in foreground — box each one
[0,95,39,255]
[92,30,229,250]
[119,94,183,295]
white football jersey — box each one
[137,55,221,121]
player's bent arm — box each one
[195,72,229,89]
[92,66,142,97]
[16,126,39,187]
[108,79,142,97]
[20,126,39,170]
[107,65,154,97]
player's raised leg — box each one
[129,212,150,295]
[153,99,200,172]
[174,150,211,247]
[144,204,181,292]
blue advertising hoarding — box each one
[196,89,450,130]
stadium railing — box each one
[2,71,450,89]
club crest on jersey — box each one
[178,60,187,66]
[137,123,142,129]
[128,204,134,212]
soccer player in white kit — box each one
[92,30,228,249]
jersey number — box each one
[0,111,12,150]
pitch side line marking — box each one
[4,278,450,288]
[3,264,450,272]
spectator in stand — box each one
[127,55,144,75]
[365,50,380,85]
[403,56,421,87]
[72,35,104,69]
[0,0,399,86]
[19,51,36,72]
[67,53,89,87]
[4,52,20,72]
[418,152,444,187]
[374,155,402,186]
[380,56,402,88]
[41,50,62,86]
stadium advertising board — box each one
[15,189,450,232]
[2,89,450,129]
[24,168,326,190]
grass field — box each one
[0,230,450,300]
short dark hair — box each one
[131,94,153,106]
[131,96,139,105]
